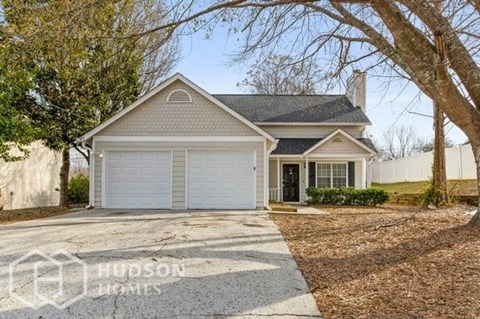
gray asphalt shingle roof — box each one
[212,95,371,123]
[272,138,377,155]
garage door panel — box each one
[105,151,172,209]
[187,150,255,209]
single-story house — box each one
[79,71,376,210]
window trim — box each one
[315,162,349,188]
[166,89,192,103]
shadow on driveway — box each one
[0,209,321,318]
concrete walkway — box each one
[0,209,321,318]
[270,206,329,215]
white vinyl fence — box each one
[371,143,477,183]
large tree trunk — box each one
[432,103,448,206]
[59,148,70,208]
[468,142,480,226]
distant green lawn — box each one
[372,179,478,196]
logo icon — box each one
[9,249,88,309]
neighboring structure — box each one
[79,72,376,210]
[371,143,477,183]
[0,141,61,210]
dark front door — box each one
[283,164,300,202]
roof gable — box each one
[303,129,376,156]
[79,74,275,141]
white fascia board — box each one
[302,128,376,157]
[79,73,275,143]
[92,136,267,142]
[306,154,371,158]
[255,122,371,126]
[269,154,303,158]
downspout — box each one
[81,138,95,209]
[265,139,279,210]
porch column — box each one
[362,158,367,189]
[277,157,281,201]
[305,157,309,189]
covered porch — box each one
[268,156,367,203]
[267,130,376,203]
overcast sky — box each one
[175,28,468,150]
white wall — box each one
[371,144,477,183]
[0,141,61,210]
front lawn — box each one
[271,204,480,319]
[372,179,478,196]
[0,206,72,225]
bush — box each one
[422,185,448,207]
[68,173,89,204]
[306,187,389,206]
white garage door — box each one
[104,151,172,209]
[188,150,255,209]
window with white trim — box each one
[316,163,347,188]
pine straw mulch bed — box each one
[0,206,72,225]
[270,204,480,319]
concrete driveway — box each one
[0,209,321,318]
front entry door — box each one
[283,164,300,202]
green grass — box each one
[372,179,478,196]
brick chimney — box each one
[346,70,367,113]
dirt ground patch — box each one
[0,206,71,225]
[271,204,480,319]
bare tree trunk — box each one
[431,0,448,207]
[432,103,448,206]
[468,142,480,226]
[59,148,70,208]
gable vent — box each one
[167,89,192,103]
[332,137,343,143]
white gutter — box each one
[81,139,95,209]
[264,139,279,210]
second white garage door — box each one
[104,151,172,209]
[187,150,255,209]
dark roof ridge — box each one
[212,93,346,97]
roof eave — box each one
[255,122,372,126]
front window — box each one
[316,163,347,188]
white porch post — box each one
[305,157,309,189]
[362,158,367,189]
[264,142,268,207]
[305,157,309,204]
[277,157,281,202]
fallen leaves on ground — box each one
[0,206,70,224]
[270,204,480,319]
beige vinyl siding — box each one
[355,160,363,189]
[93,141,264,209]
[259,125,364,138]
[309,133,370,155]
[268,159,278,189]
[97,80,258,136]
